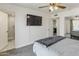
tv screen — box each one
[27,14,42,26]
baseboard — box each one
[0,48,16,53]
[15,42,34,49]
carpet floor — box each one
[0,44,36,56]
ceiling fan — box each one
[38,3,66,12]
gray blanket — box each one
[36,36,65,47]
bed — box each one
[71,31,79,39]
[33,37,79,56]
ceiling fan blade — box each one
[38,5,48,8]
[56,4,66,9]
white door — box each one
[0,11,8,51]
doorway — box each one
[65,16,79,38]
[48,17,59,37]
[53,20,57,36]
[52,17,59,36]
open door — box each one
[0,11,8,51]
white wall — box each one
[0,4,52,48]
[58,8,79,36]
[65,19,71,34]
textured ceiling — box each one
[14,3,79,14]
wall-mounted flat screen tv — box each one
[27,14,42,26]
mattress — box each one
[33,38,79,56]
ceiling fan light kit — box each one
[49,6,59,12]
[49,6,54,12]
[54,6,58,10]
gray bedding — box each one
[36,36,65,47]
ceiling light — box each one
[54,6,58,10]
